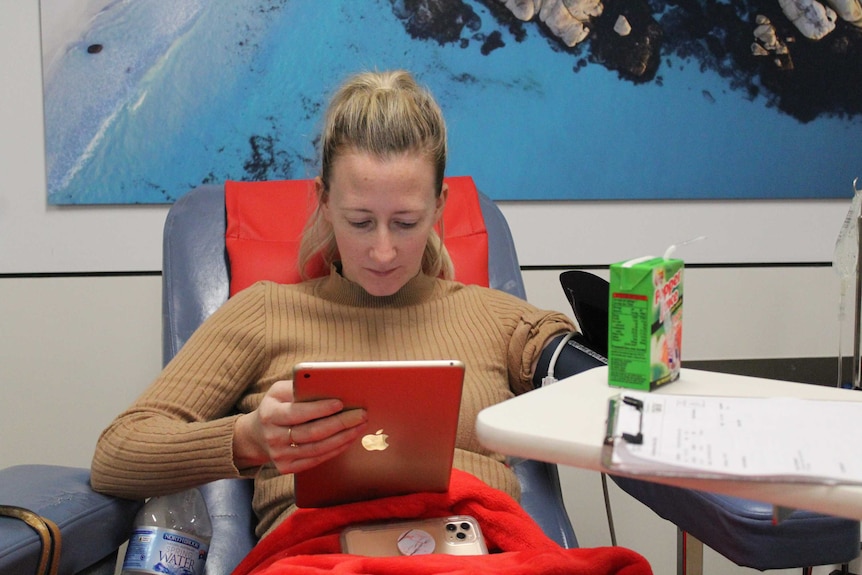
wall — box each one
[1,2,858,574]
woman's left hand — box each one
[232,379,368,474]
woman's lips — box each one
[368,267,396,277]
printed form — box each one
[604,392,862,484]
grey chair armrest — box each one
[513,459,578,548]
[0,465,142,575]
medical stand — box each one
[855,215,862,390]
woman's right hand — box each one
[233,380,368,475]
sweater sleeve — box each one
[479,287,576,397]
[508,308,576,396]
[91,284,269,499]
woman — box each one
[91,70,576,541]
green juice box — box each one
[608,256,683,390]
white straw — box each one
[664,236,707,260]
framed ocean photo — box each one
[40,0,862,204]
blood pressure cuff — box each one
[533,333,607,388]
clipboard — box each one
[602,391,862,485]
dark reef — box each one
[242,118,294,181]
[590,0,663,83]
[390,0,482,44]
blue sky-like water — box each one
[41,0,862,203]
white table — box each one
[476,366,862,521]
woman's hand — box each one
[233,380,368,475]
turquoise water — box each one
[42,0,862,203]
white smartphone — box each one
[340,515,489,557]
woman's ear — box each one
[435,182,448,222]
[315,176,331,222]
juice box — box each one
[608,256,683,390]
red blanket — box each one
[232,470,652,575]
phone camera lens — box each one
[457,531,467,540]
[446,523,457,532]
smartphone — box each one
[340,515,488,557]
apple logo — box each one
[361,429,390,452]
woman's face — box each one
[319,151,446,296]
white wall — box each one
[2,3,858,575]
[0,275,163,468]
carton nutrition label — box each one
[609,293,649,385]
[610,293,648,350]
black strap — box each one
[0,505,61,575]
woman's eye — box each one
[349,220,371,229]
[395,221,418,230]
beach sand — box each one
[39,0,113,77]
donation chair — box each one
[0,177,579,575]
[163,178,578,573]
[559,269,860,575]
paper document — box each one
[603,392,862,484]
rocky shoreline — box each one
[387,0,862,123]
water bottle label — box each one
[122,527,209,575]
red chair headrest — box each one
[225,176,489,296]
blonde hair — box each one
[298,70,454,280]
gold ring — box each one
[288,427,298,448]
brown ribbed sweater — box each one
[91,269,574,538]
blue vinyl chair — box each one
[0,182,578,575]
[162,183,578,572]
[559,269,860,575]
[0,465,141,575]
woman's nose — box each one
[369,230,396,263]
